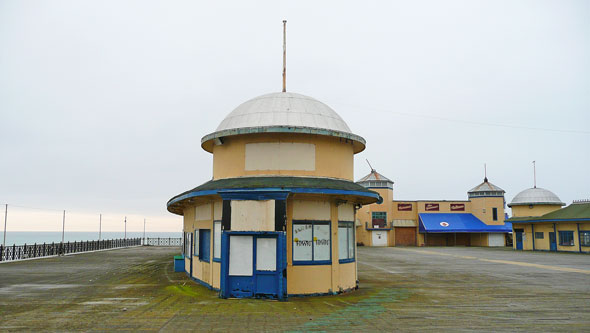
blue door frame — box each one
[220,231,287,300]
[549,232,557,251]
[189,232,193,277]
[515,229,523,250]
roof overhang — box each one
[418,213,512,233]
[201,126,366,154]
[167,176,380,215]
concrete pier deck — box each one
[1,246,589,331]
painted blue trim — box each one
[288,285,357,298]
[168,187,380,207]
[339,258,355,264]
[292,260,332,266]
[184,271,220,292]
[218,189,290,201]
[510,218,590,223]
[292,220,332,265]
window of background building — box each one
[338,221,355,263]
[580,231,590,247]
[492,208,498,221]
[558,231,574,246]
[372,212,387,228]
[292,221,331,264]
[213,221,221,261]
[534,232,544,239]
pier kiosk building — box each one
[167,92,380,299]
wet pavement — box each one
[0,246,588,332]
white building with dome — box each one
[168,92,380,299]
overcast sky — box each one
[1,0,588,232]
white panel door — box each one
[372,231,388,247]
[488,233,505,247]
[229,235,253,276]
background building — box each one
[356,170,512,247]
[508,200,590,253]
[168,92,380,299]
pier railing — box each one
[144,237,182,246]
[0,238,141,262]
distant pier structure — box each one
[167,90,379,298]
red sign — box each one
[397,203,412,211]
[450,204,465,211]
[425,203,439,211]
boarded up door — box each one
[394,227,416,246]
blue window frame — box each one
[558,231,574,246]
[292,220,331,265]
[581,231,590,247]
[338,221,355,263]
[492,208,498,221]
[199,229,211,262]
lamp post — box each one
[61,210,66,243]
[124,216,127,240]
[143,218,146,245]
[3,204,7,247]
[99,214,102,241]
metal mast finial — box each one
[282,20,287,93]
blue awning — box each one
[419,213,512,233]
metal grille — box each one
[144,237,182,247]
[0,238,141,262]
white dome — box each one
[216,92,352,133]
[201,92,366,153]
[508,187,565,207]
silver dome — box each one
[508,187,565,207]
[201,92,366,153]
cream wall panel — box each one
[245,143,315,171]
[338,203,354,221]
[213,201,222,220]
[195,203,212,221]
[231,200,275,231]
[293,200,331,220]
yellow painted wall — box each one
[287,265,333,294]
[514,221,590,253]
[511,205,562,218]
[212,133,354,180]
[469,197,504,225]
[286,196,358,294]
[338,262,357,291]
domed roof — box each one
[508,187,565,207]
[201,92,366,153]
[468,178,505,197]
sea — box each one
[1,231,182,246]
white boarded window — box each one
[256,238,277,271]
[213,221,221,260]
[245,142,315,171]
[293,221,331,264]
[229,235,253,276]
[338,222,355,261]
